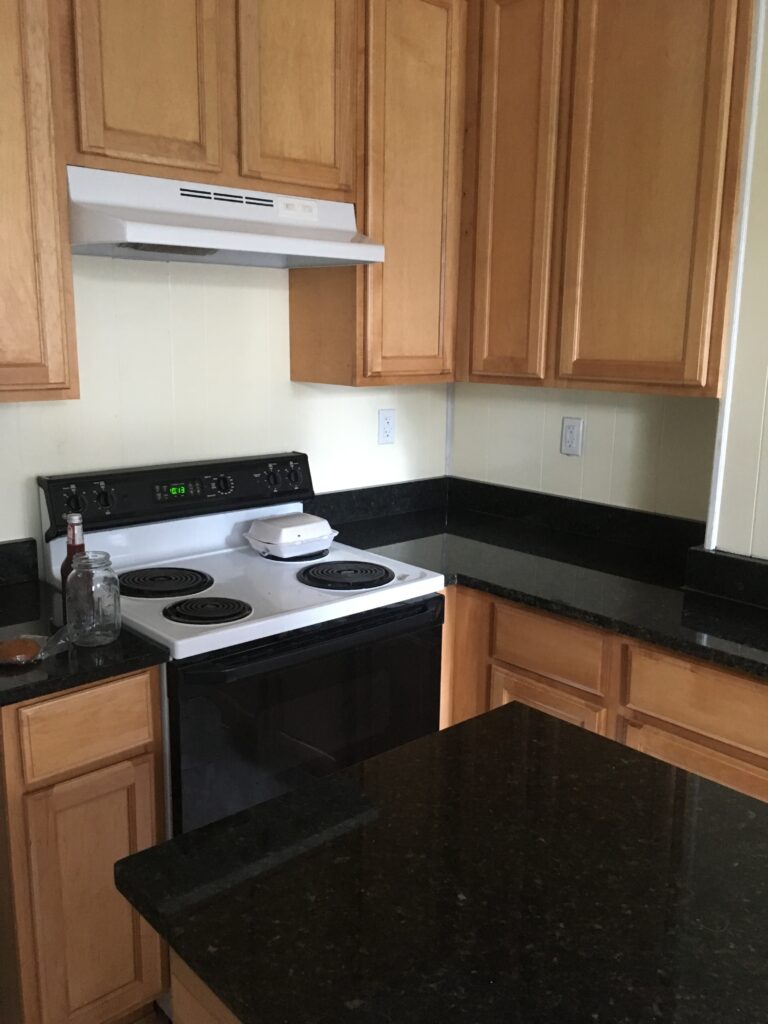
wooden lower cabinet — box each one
[490,665,607,734]
[171,954,239,1024]
[443,588,768,802]
[0,670,165,1024]
[25,757,163,1024]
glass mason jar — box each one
[65,551,122,647]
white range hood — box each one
[67,166,384,269]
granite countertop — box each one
[116,704,768,1023]
[0,580,168,706]
[333,509,768,681]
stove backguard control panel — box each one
[38,453,314,540]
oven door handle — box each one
[179,597,443,687]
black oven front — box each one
[167,594,443,833]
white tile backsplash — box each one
[452,383,718,520]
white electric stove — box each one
[39,453,446,835]
[38,452,443,658]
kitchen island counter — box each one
[115,704,768,1024]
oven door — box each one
[168,594,443,833]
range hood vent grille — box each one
[178,186,275,208]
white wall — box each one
[451,384,718,520]
[709,2,768,557]
[0,257,448,544]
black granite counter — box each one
[116,704,768,1023]
[333,509,768,681]
[0,580,168,706]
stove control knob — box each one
[266,469,280,489]
[96,489,114,510]
[66,492,84,513]
[215,475,234,495]
[287,467,302,486]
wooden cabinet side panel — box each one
[171,953,241,1024]
[73,0,222,170]
[471,0,562,380]
[364,0,466,379]
[0,0,77,399]
[444,586,493,726]
[558,0,738,387]
[238,0,357,192]
[25,756,164,1024]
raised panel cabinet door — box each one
[365,0,466,379]
[24,756,163,1024]
[0,0,77,399]
[558,0,739,387]
[238,0,358,193]
[471,0,563,379]
[490,666,606,733]
[73,0,222,170]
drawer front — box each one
[492,601,607,695]
[624,646,768,760]
[18,671,155,786]
[490,666,606,734]
[624,722,768,803]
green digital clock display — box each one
[169,485,187,496]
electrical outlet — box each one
[560,417,584,456]
[378,408,396,445]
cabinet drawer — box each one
[492,602,607,695]
[624,646,768,760]
[18,671,155,786]
[624,722,768,803]
[490,666,606,734]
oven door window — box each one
[170,599,442,832]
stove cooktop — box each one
[117,542,444,659]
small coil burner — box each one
[296,561,395,591]
[163,597,252,625]
[119,567,213,599]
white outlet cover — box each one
[378,408,396,445]
[560,416,584,456]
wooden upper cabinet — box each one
[0,0,78,401]
[470,0,563,380]
[238,0,358,193]
[558,0,739,389]
[73,0,222,171]
[365,0,466,379]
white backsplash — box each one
[451,383,718,521]
[0,257,448,544]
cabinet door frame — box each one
[364,0,466,379]
[73,0,222,171]
[490,664,607,733]
[471,0,563,380]
[237,0,358,193]
[557,0,739,388]
[24,756,163,1024]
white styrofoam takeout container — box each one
[244,513,337,559]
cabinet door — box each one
[624,722,768,804]
[558,0,738,387]
[490,665,606,733]
[471,0,563,379]
[73,0,222,171]
[238,0,358,193]
[0,0,77,400]
[365,0,466,379]
[25,756,163,1024]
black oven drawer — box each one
[168,595,443,832]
